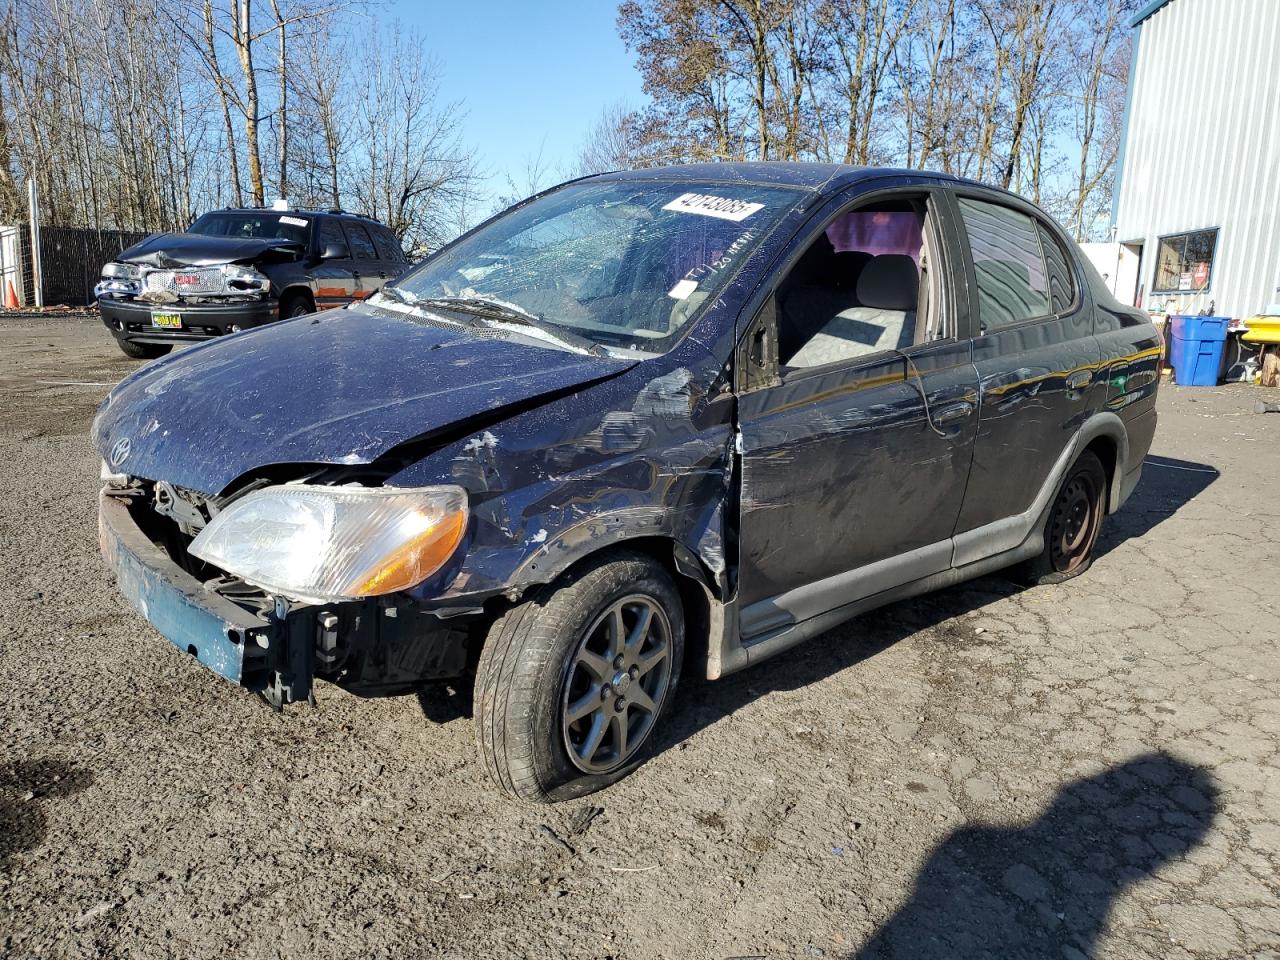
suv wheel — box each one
[474,551,683,802]
[279,292,314,319]
[1016,449,1107,585]
[116,339,171,360]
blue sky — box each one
[402,1,645,205]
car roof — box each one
[212,208,385,226]
[589,161,963,195]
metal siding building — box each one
[1111,0,1280,319]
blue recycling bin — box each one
[1169,315,1230,386]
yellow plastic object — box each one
[1242,316,1280,344]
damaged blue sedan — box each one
[94,163,1160,801]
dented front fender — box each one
[388,338,735,604]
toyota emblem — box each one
[109,436,131,467]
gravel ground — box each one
[1,314,1278,959]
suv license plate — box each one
[151,312,182,329]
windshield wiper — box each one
[371,286,479,326]
[374,285,415,306]
[416,296,610,357]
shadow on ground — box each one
[0,759,93,870]
[1097,455,1218,558]
[849,752,1219,958]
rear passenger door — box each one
[369,224,409,286]
[947,191,1101,561]
[313,218,359,308]
[342,222,380,298]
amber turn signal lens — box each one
[354,509,468,596]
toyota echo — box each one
[94,164,1160,801]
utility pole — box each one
[27,178,43,309]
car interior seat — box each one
[777,240,871,362]
[785,254,920,368]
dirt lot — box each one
[1,314,1277,959]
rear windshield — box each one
[391,180,805,353]
[188,212,313,244]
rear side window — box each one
[1036,222,1076,314]
[957,197,1051,331]
[318,219,348,256]
[371,225,405,262]
[343,223,378,260]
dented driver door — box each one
[734,339,979,639]
[731,181,980,641]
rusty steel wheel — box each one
[1049,472,1102,574]
[1014,449,1107,586]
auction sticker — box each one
[668,278,699,300]
[663,192,764,222]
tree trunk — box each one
[205,0,244,207]
[232,0,266,206]
[271,0,287,199]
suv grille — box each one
[142,267,225,296]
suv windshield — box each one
[390,180,805,352]
[188,212,313,245]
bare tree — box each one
[349,22,479,251]
[1067,0,1130,239]
[573,102,643,176]
[618,0,1136,222]
[201,0,245,207]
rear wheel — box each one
[474,551,683,802]
[115,339,171,360]
[1015,449,1107,585]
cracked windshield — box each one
[382,181,804,352]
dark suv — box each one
[94,165,1160,801]
[96,208,409,359]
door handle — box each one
[1066,370,1093,391]
[933,401,974,426]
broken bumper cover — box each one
[98,490,275,690]
[97,491,471,706]
[99,297,278,343]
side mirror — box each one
[319,241,349,260]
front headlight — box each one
[222,263,270,293]
[188,484,468,603]
[101,261,140,280]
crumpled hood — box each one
[116,232,304,268]
[93,303,635,494]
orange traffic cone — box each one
[3,279,18,310]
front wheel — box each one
[474,552,684,802]
[1014,449,1107,585]
[279,292,315,320]
[115,339,171,360]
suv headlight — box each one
[222,263,270,293]
[101,261,140,280]
[188,484,468,603]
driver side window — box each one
[774,194,943,370]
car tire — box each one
[279,292,314,320]
[115,339,171,360]
[474,551,684,803]
[1014,449,1107,586]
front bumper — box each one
[98,490,472,706]
[99,297,278,343]
[98,490,298,697]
